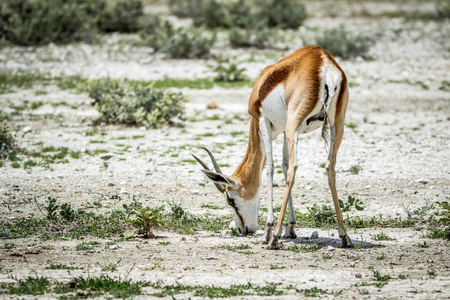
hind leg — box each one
[326,87,352,247]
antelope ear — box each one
[202,170,239,190]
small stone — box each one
[305,186,313,190]
[109,245,120,250]
[101,154,113,161]
[207,102,217,109]
[120,188,128,194]
[191,189,200,195]
[139,126,147,131]
[22,126,32,133]
[328,245,336,251]
[310,231,319,239]
[416,178,428,184]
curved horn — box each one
[191,153,226,193]
[191,153,209,170]
[201,147,222,174]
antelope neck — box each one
[232,117,265,201]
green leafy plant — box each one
[85,78,188,128]
[260,0,307,29]
[0,0,101,46]
[372,270,391,282]
[0,120,16,159]
[348,165,362,174]
[437,0,450,19]
[370,231,395,241]
[306,204,336,226]
[229,27,281,49]
[44,197,59,220]
[126,206,165,238]
[285,243,319,253]
[97,0,144,33]
[168,0,204,19]
[0,0,145,46]
[60,203,76,222]
[429,200,450,239]
[141,21,216,59]
[316,26,375,59]
[8,276,51,295]
[339,196,364,212]
[209,59,247,82]
[185,0,306,30]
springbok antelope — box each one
[192,45,351,249]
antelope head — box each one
[192,147,259,235]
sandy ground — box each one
[1,1,450,299]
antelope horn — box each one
[201,146,223,174]
[191,152,226,193]
[191,153,209,170]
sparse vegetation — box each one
[85,78,188,128]
[437,0,450,19]
[0,120,16,159]
[180,0,307,30]
[0,0,145,46]
[125,206,165,238]
[316,26,375,59]
[348,165,363,175]
[209,58,247,82]
[140,20,216,58]
[285,243,319,253]
[371,232,395,241]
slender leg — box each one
[260,118,274,244]
[268,127,300,249]
[326,124,352,247]
[282,133,297,239]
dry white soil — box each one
[0,1,449,299]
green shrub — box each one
[85,78,188,128]
[98,0,144,33]
[229,27,280,49]
[209,58,247,82]
[167,27,216,58]
[0,0,100,46]
[183,0,306,30]
[316,26,375,59]
[0,0,145,46]
[168,0,204,18]
[126,206,165,238]
[437,0,450,19]
[141,21,216,58]
[0,120,16,159]
[260,0,307,29]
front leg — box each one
[269,131,299,249]
[282,133,297,239]
[260,118,274,244]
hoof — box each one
[261,224,273,244]
[283,223,297,239]
[340,234,353,248]
[267,236,280,250]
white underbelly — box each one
[260,84,287,139]
[260,84,332,137]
